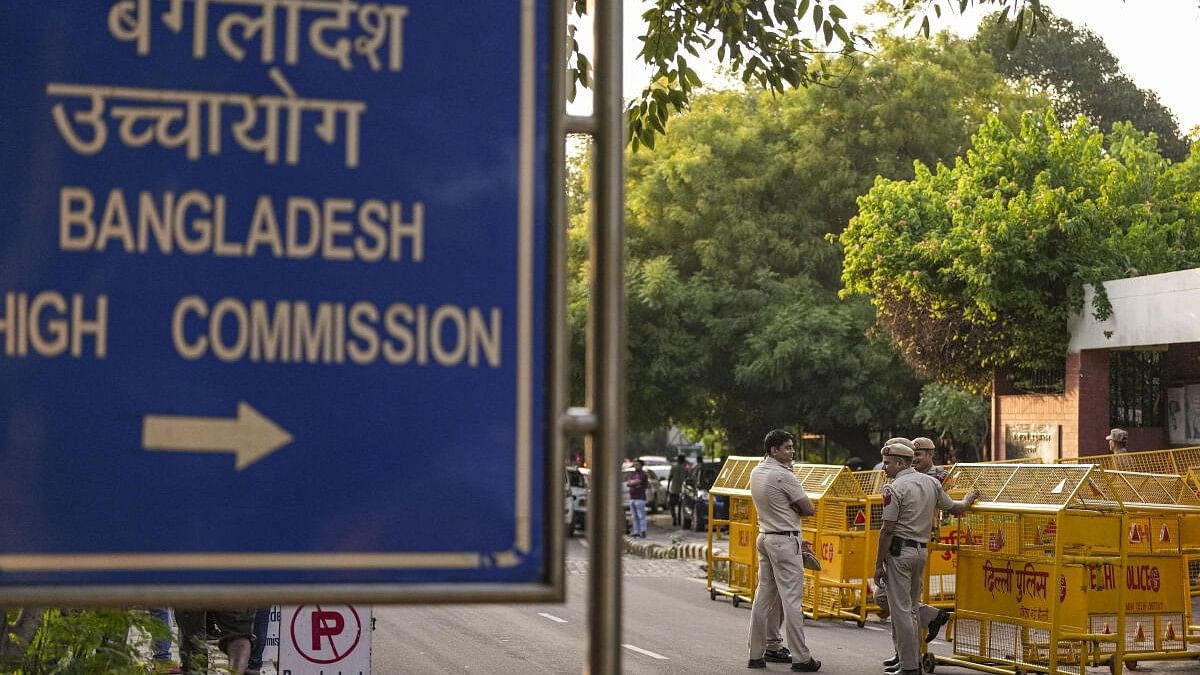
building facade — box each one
[992,269,1200,460]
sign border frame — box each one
[0,0,565,605]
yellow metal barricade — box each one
[793,464,870,625]
[706,456,761,607]
[928,460,1039,611]
[1060,446,1200,473]
[858,459,1045,621]
[1065,448,1200,604]
[935,463,1200,675]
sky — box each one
[571,1,1200,134]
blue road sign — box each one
[0,1,548,597]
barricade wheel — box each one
[732,595,741,608]
[921,652,935,673]
[856,618,865,628]
[1109,659,1135,674]
[710,589,717,601]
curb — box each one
[622,536,717,561]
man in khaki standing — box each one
[875,442,977,675]
[747,429,821,672]
[877,437,955,671]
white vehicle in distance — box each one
[576,466,633,534]
[640,463,675,512]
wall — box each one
[992,351,1111,459]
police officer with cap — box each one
[1106,428,1129,453]
[875,442,977,674]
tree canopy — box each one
[567,0,1055,149]
[841,110,1200,391]
[974,9,1189,161]
[570,32,1045,451]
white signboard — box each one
[1004,423,1060,462]
[279,605,371,675]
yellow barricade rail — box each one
[1060,446,1200,473]
[1062,447,1200,599]
[937,463,1200,675]
[792,464,870,625]
[706,456,762,607]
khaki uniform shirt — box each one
[750,457,808,533]
[882,467,953,542]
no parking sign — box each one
[279,605,371,675]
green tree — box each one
[572,32,1045,452]
[975,9,1189,161]
[2,608,162,674]
[912,382,990,460]
[567,0,1053,149]
[841,109,1200,391]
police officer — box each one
[871,437,914,620]
[747,429,822,672]
[875,442,977,675]
[878,437,955,672]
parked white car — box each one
[576,467,633,534]
[641,463,675,511]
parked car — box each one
[635,454,670,466]
[681,460,727,532]
[641,464,673,511]
[565,465,588,536]
[575,467,632,534]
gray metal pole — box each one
[587,0,624,672]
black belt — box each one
[764,530,801,536]
[897,537,927,548]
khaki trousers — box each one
[748,533,811,663]
[886,545,927,671]
[875,580,941,627]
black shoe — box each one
[926,609,950,642]
[764,647,792,663]
[883,654,899,667]
[747,658,767,669]
[791,658,821,672]
[884,665,901,675]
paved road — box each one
[365,513,1200,674]
[371,536,908,674]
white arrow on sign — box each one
[142,402,293,470]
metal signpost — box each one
[0,0,562,605]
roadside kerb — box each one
[622,535,717,561]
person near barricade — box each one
[746,429,821,672]
[1107,428,1129,453]
[176,608,256,675]
[873,437,914,471]
[627,459,650,538]
[876,438,953,649]
[876,437,955,668]
[875,442,977,675]
[668,455,688,527]
[870,438,913,618]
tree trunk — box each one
[1,608,45,662]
